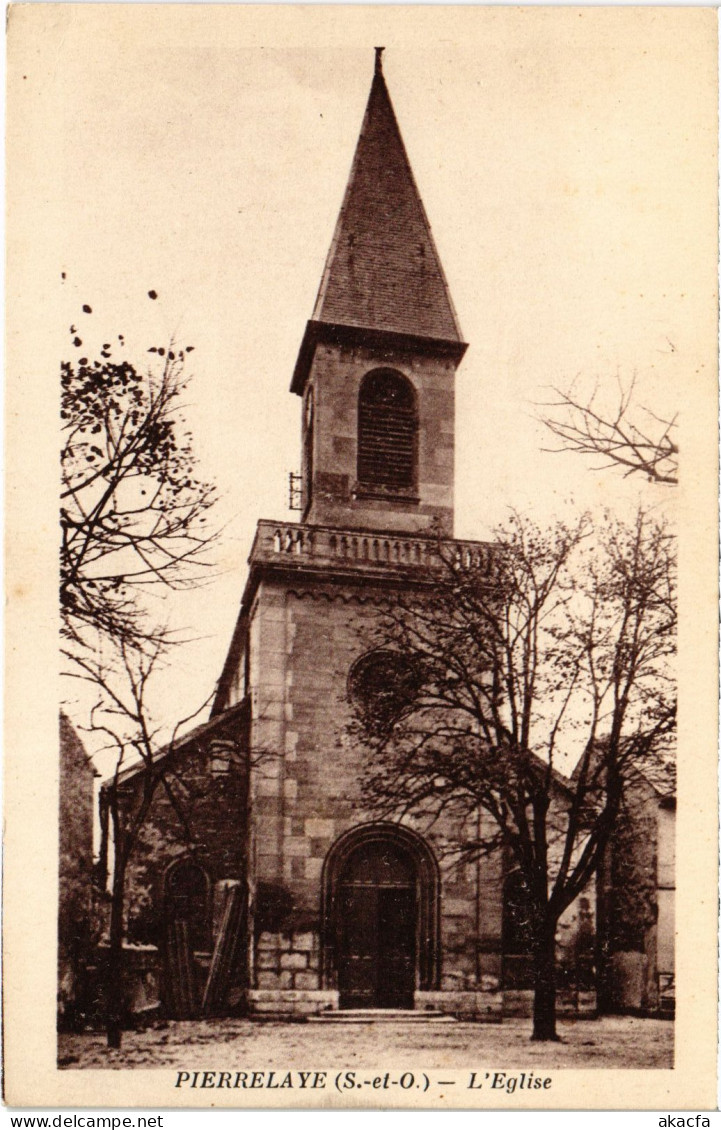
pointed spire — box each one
[311,53,463,346]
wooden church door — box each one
[336,840,417,1009]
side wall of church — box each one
[119,739,248,951]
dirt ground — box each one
[58,1015,673,1071]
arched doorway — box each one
[163,859,210,1019]
[165,860,210,951]
[322,824,439,1010]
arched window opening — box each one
[165,859,210,954]
[163,859,211,1020]
[502,869,534,990]
[357,369,417,492]
[348,649,423,736]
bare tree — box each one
[540,376,678,484]
[68,640,214,1048]
[60,302,219,1047]
[61,313,217,650]
[353,510,676,1040]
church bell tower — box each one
[291,49,467,537]
[118,49,599,1027]
[208,51,502,1023]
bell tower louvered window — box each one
[357,369,417,491]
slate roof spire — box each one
[292,51,466,393]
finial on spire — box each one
[374,47,385,75]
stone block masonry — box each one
[253,932,321,994]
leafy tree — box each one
[61,311,216,649]
[353,509,676,1040]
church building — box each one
[108,51,596,1022]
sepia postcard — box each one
[4,4,719,1110]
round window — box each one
[349,649,422,734]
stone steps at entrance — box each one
[309,1009,456,1024]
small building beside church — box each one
[58,713,98,1027]
[108,52,598,1022]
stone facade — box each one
[223,565,501,1016]
[207,535,596,1019]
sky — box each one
[7,6,716,763]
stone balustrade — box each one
[249,519,495,577]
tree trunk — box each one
[106,859,127,1049]
[531,927,560,1041]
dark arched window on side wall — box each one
[357,369,417,493]
[502,869,535,990]
[165,859,210,954]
